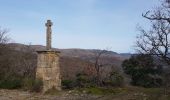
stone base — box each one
[36,50,61,92]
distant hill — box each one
[7,43,131,79]
[8,43,130,59]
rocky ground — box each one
[0,87,169,100]
[0,89,99,100]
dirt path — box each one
[0,88,168,100]
[0,89,100,100]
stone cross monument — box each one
[46,20,52,50]
[36,20,61,92]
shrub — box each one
[110,71,124,86]
[31,78,43,92]
[0,78,22,89]
[103,71,124,87]
[122,54,163,87]
[62,79,74,89]
[21,77,43,92]
[76,73,90,88]
[22,77,35,90]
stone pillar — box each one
[45,20,52,50]
[36,20,61,92]
[36,51,61,92]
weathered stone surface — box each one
[36,20,61,92]
[46,20,52,50]
[36,51,61,92]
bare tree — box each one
[136,20,170,65]
[0,27,37,79]
[136,0,170,94]
[137,0,170,66]
[93,49,110,85]
[0,27,10,44]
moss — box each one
[75,87,126,95]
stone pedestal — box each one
[36,51,61,92]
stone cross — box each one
[45,20,53,50]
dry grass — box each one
[0,86,169,100]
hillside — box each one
[7,43,131,79]
[8,43,130,59]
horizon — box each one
[0,0,160,53]
[7,42,134,54]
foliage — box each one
[62,71,124,89]
[0,77,22,89]
[15,77,43,92]
[122,54,163,87]
[30,78,43,92]
[62,79,74,89]
[136,0,170,94]
[103,71,124,87]
[22,77,43,92]
[76,73,91,88]
[22,77,35,90]
[62,73,97,89]
[76,87,125,95]
[0,41,37,90]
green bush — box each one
[0,78,22,89]
[22,78,35,90]
[62,73,95,89]
[122,54,163,87]
[31,78,43,92]
[76,73,90,88]
[22,78,43,92]
[103,71,124,87]
[62,80,74,89]
[110,71,124,86]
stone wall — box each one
[36,51,61,92]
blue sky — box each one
[0,0,160,53]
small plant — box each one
[109,71,124,86]
[31,78,43,92]
[22,78,43,92]
[0,77,22,89]
[62,79,74,89]
[22,77,35,90]
[103,71,124,87]
[76,73,90,88]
